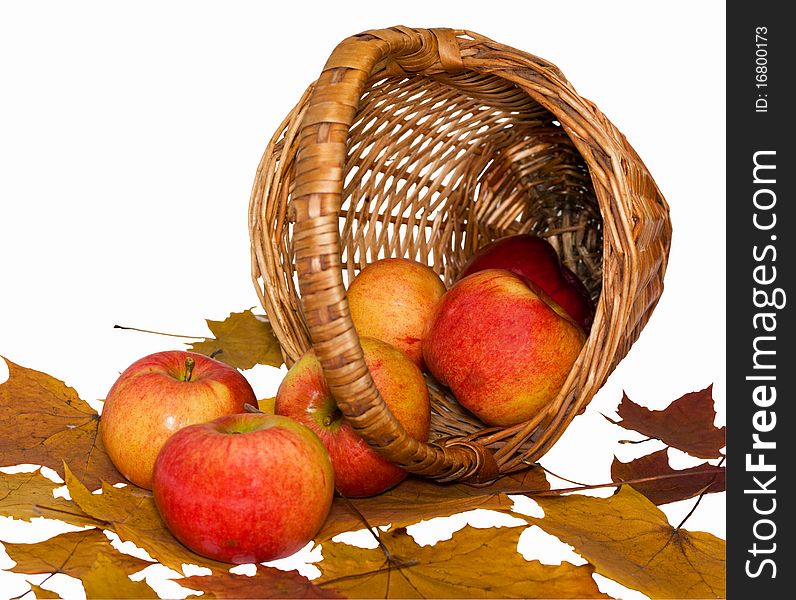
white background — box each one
[1,1,725,599]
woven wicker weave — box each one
[249,27,671,483]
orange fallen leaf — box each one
[0,468,96,528]
[26,584,61,599]
[257,397,276,414]
[63,464,230,575]
[178,567,342,599]
[528,486,725,598]
[3,529,152,580]
[189,310,284,370]
[317,525,608,598]
[80,552,159,599]
[0,358,124,489]
[316,467,548,543]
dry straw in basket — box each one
[249,27,671,483]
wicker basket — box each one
[249,27,671,483]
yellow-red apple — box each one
[347,258,446,370]
[100,350,256,489]
[153,413,334,563]
[275,337,430,497]
[422,269,586,426]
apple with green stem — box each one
[153,412,334,563]
[100,350,256,489]
[275,337,430,498]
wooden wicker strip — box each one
[249,27,671,482]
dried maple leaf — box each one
[3,529,152,580]
[189,310,283,369]
[178,567,342,599]
[528,486,725,598]
[0,468,97,528]
[62,465,229,575]
[258,396,276,414]
[0,358,123,489]
[608,385,725,459]
[316,467,548,543]
[27,584,61,599]
[317,525,608,598]
[80,553,159,599]
[611,448,725,505]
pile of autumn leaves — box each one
[0,310,726,599]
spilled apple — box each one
[153,413,334,563]
[275,337,430,497]
[100,350,255,489]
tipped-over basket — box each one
[249,27,671,483]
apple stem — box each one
[322,408,343,427]
[183,357,195,382]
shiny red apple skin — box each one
[423,269,586,427]
[347,258,446,370]
[275,337,430,498]
[457,234,594,330]
[100,350,256,489]
[152,413,334,564]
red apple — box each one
[457,234,594,330]
[100,350,256,489]
[153,413,334,563]
[275,337,430,497]
[423,269,586,427]
[347,258,446,370]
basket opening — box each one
[337,71,603,301]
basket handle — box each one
[290,27,497,482]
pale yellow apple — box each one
[347,258,446,370]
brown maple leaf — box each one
[608,385,725,458]
[611,448,725,505]
[0,358,123,489]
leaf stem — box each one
[536,464,589,487]
[517,467,726,497]
[336,490,395,562]
[675,456,726,530]
[12,574,55,600]
[618,436,656,445]
[113,324,204,339]
[318,559,419,588]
